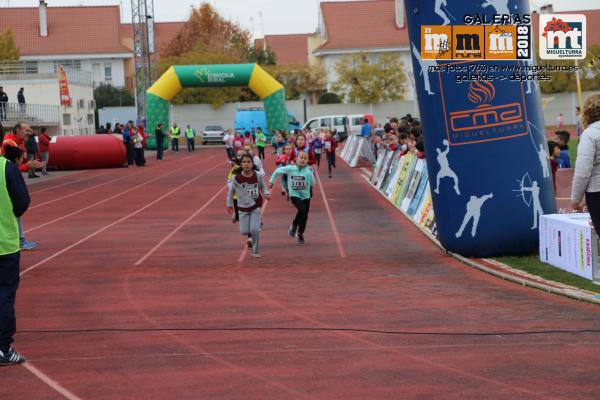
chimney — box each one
[39,0,48,37]
[395,0,405,29]
[540,4,554,14]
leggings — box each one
[239,208,261,254]
[291,197,311,234]
[315,152,322,166]
[257,146,265,160]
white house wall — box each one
[29,58,126,88]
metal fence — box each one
[0,102,60,125]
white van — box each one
[303,115,348,133]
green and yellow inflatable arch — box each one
[146,63,289,148]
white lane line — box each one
[20,161,225,277]
[135,185,227,266]
[24,155,210,234]
[22,362,83,400]
[314,171,346,258]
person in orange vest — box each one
[1,123,44,251]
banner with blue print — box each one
[404,0,556,257]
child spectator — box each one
[133,129,146,166]
[25,130,39,178]
[548,140,560,193]
[554,130,572,168]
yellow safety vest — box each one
[170,127,180,138]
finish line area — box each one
[5,147,600,399]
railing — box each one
[0,102,60,125]
[0,63,92,86]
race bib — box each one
[290,176,307,191]
[242,183,259,199]
[324,142,332,150]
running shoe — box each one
[252,253,262,258]
[246,237,253,248]
[288,224,297,237]
[0,347,26,366]
[297,233,305,244]
[20,240,38,251]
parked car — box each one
[201,125,226,144]
[235,108,300,140]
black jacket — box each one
[5,161,30,218]
[17,91,25,104]
[25,135,38,154]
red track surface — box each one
[3,148,600,399]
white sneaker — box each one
[252,253,262,258]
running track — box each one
[3,147,600,399]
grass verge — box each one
[495,255,600,294]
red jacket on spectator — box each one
[1,133,28,172]
[38,132,51,153]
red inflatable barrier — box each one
[47,134,126,170]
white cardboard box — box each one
[539,213,600,282]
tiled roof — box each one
[121,21,186,59]
[532,10,600,47]
[254,34,311,65]
[0,5,131,56]
[316,0,409,52]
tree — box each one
[332,53,406,103]
[318,92,342,104]
[539,45,600,93]
[94,83,135,108]
[0,28,20,62]
[265,64,327,103]
[161,3,250,60]
[247,47,276,65]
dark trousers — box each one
[291,197,311,234]
[171,138,179,152]
[226,147,235,160]
[586,192,600,238]
[315,152,322,167]
[134,148,145,166]
[187,138,195,152]
[0,252,20,352]
[326,152,336,174]
[126,143,135,165]
[27,153,38,176]
[156,139,164,160]
[258,146,265,160]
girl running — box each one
[323,130,337,178]
[293,134,316,165]
[269,151,314,244]
[311,132,324,168]
[275,143,294,197]
[227,149,245,223]
[227,154,270,258]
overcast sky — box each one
[4,0,600,37]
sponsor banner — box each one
[539,14,586,60]
[58,66,71,106]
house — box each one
[313,0,414,100]
[254,34,312,65]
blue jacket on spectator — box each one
[361,123,372,138]
[557,149,571,168]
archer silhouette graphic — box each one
[434,139,460,195]
[538,143,550,178]
[434,0,451,25]
[482,0,510,14]
[455,193,494,238]
[411,43,437,95]
[522,180,543,229]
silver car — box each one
[201,125,225,144]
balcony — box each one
[0,102,61,126]
[0,63,92,87]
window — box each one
[53,60,81,72]
[352,117,364,126]
[78,99,85,109]
[320,118,332,128]
[87,114,94,125]
[306,119,319,131]
[333,117,345,126]
[24,61,38,74]
[63,114,71,125]
[104,63,112,81]
[89,100,95,109]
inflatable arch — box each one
[145,63,289,148]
